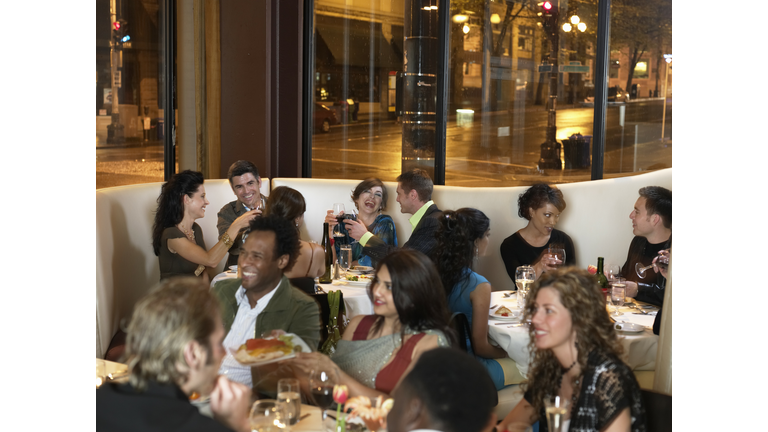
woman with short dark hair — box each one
[152,170,257,282]
[324,177,397,268]
[500,183,576,282]
[289,249,454,399]
[498,267,646,432]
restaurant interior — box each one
[7,0,758,430]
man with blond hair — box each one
[97,277,250,432]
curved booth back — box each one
[96,170,671,358]
[95,178,270,357]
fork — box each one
[490,304,499,310]
[626,303,648,314]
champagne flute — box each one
[610,277,626,316]
[544,395,570,432]
[249,399,289,431]
[309,366,338,431]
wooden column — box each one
[194,0,221,178]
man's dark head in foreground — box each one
[387,348,497,432]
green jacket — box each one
[212,276,322,351]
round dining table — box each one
[211,270,374,318]
[487,290,659,378]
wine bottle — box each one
[596,257,608,289]
[319,222,333,284]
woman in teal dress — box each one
[325,178,397,268]
[433,208,516,390]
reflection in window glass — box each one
[96,0,173,189]
[311,2,406,181]
[609,0,672,173]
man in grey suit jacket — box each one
[345,169,443,263]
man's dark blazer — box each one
[362,203,443,262]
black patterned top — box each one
[525,349,647,432]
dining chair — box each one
[449,312,471,352]
[641,388,672,432]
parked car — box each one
[314,103,338,133]
[583,85,630,105]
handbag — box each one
[319,290,347,355]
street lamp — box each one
[463,23,470,34]
[661,54,672,141]
[562,15,586,33]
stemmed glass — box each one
[249,399,289,431]
[604,263,621,283]
[515,265,536,309]
[544,395,570,432]
[309,366,339,431]
[635,249,670,278]
[610,277,626,316]
[545,246,566,269]
[332,203,346,239]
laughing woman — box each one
[152,170,257,283]
[500,183,576,282]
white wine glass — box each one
[610,277,626,316]
[515,266,535,309]
[604,263,621,282]
[544,395,570,432]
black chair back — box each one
[449,312,471,352]
[641,389,672,432]
[289,277,316,295]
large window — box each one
[307,0,671,186]
[96,0,175,189]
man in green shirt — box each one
[345,169,443,263]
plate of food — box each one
[489,305,523,321]
[347,266,374,274]
[335,274,374,288]
[613,322,646,334]
[228,333,310,366]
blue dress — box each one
[447,268,507,390]
[336,214,397,268]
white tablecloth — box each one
[487,291,658,378]
[210,272,373,318]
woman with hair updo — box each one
[500,183,576,282]
[497,267,646,432]
[288,249,454,399]
[433,208,516,391]
[264,186,326,279]
[152,170,258,282]
[324,177,397,268]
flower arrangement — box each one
[345,395,394,432]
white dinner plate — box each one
[489,308,523,321]
[333,278,372,288]
[347,266,374,274]
[613,322,646,333]
[228,333,311,366]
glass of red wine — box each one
[309,365,338,430]
[635,249,670,278]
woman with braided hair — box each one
[498,267,646,432]
[433,208,516,390]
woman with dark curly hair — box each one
[433,208,516,391]
[264,186,326,279]
[500,183,576,282]
[152,170,257,282]
[288,249,454,399]
[498,267,646,432]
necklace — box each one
[177,224,195,241]
[562,359,577,373]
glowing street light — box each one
[463,23,471,34]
